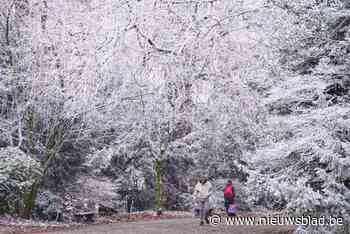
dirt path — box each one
[28,218,295,234]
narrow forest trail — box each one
[29,218,295,234]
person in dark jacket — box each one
[223,180,236,216]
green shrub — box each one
[0,147,42,214]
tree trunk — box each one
[22,181,40,219]
[155,158,163,215]
[21,117,66,218]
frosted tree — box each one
[246,1,350,232]
[0,0,274,217]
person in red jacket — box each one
[223,180,236,216]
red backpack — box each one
[224,185,235,199]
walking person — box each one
[224,180,236,217]
[193,175,213,225]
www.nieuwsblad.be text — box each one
[208,215,344,226]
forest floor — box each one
[0,212,296,234]
[27,218,295,234]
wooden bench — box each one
[73,211,96,223]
